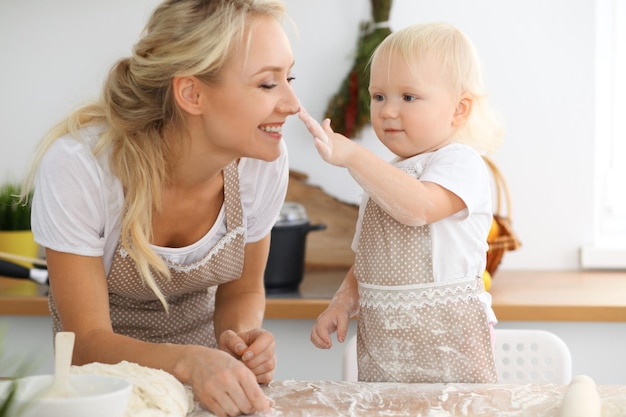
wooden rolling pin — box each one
[0,250,47,267]
[560,375,601,417]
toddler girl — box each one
[299,21,502,383]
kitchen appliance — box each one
[264,202,326,293]
[0,259,48,284]
[0,202,327,293]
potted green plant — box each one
[0,345,19,417]
[0,182,38,268]
[1,327,36,417]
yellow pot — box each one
[0,230,39,268]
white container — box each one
[7,374,132,417]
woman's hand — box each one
[219,328,277,384]
[298,107,357,168]
[181,345,272,417]
[213,235,276,387]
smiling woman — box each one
[185,14,298,163]
[16,0,300,416]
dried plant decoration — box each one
[324,0,393,138]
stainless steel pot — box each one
[264,202,326,293]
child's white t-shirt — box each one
[352,143,496,323]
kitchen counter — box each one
[186,380,626,416]
[2,269,626,322]
[267,269,626,321]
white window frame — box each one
[580,0,626,268]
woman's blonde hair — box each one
[21,0,286,310]
[371,22,503,154]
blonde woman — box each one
[300,22,503,383]
[22,0,299,415]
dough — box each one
[71,360,194,417]
[560,374,601,417]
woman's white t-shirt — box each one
[31,125,289,274]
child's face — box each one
[369,50,461,158]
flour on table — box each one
[71,360,195,417]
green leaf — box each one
[0,183,32,231]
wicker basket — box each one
[483,157,521,275]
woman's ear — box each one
[452,94,473,126]
[172,76,203,115]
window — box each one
[580,0,626,268]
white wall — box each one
[0,0,597,271]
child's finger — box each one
[298,109,329,143]
[321,118,334,136]
[314,137,332,160]
[309,120,328,143]
[310,327,332,349]
[335,319,349,343]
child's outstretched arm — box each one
[298,108,464,226]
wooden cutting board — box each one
[285,170,358,270]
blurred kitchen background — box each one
[2,0,622,271]
[2,0,625,383]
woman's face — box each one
[198,15,298,162]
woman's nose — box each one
[279,85,300,115]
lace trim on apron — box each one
[116,225,245,273]
[358,277,482,311]
[399,166,419,176]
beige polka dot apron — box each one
[354,197,497,383]
[49,162,245,348]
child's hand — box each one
[298,107,356,168]
[310,302,351,349]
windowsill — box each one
[579,245,626,269]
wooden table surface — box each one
[2,269,626,322]
[186,380,626,417]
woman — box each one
[22,0,299,415]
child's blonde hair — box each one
[371,22,503,154]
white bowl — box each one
[9,374,132,417]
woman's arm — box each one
[214,234,276,383]
[45,248,271,416]
[46,249,200,368]
[214,234,270,335]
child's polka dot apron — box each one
[50,162,245,349]
[354,197,497,383]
